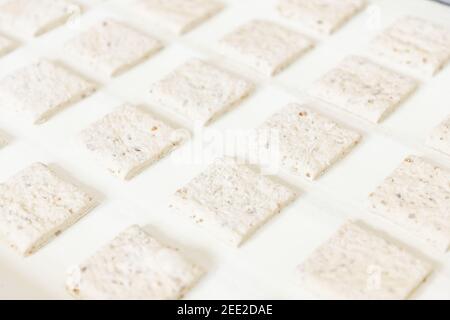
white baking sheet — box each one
[0,0,450,299]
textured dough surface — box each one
[65,20,162,77]
[369,156,450,252]
[0,163,95,256]
[0,0,79,38]
[0,60,96,124]
[171,157,297,246]
[150,58,253,125]
[220,20,314,76]
[80,105,185,180]
[278,0,366,34]
[136,0,223,34]
[258,103,360,180]
[308,55,418,123]
[369,16,450,76]
[427,116,450,156]
[298,222,432,300]
[66,225,204,300]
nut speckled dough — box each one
[80,105,186,180]
[298,222,432,300]
[427,116,450,156]
[220,20,314,76]
[0,35,15,56]
[0,0,80,38]
[0,60,96,124]
[308,56,418,123]
[137,0,223,34]
[369,156,450,252]
[171,157,297,246]
[66,225,204,300]
[150,59,253,125]
[370,16,450,76]
[258,103,360,180]
[278,0,366,34]
[65,20,163,77]
[0,163,95,256]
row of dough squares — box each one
[0,2,448,131]
[0,0,361,40]
[0,15,449,129]
[0,155,448,299]
[0,56,363,183]
[66,222,432,299]
[0,0,365,40]
[0,11,448,125]
[0,1,449,76]
[2,78,362,182]
[0,0,222,40]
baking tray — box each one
[0,0,450,299]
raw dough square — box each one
[220,20,314,76]
[171,157,297,246]
[298,222,432,300]
[0,60,96,124]
[136,0,223,34]
[0,0,80,38]
[278,0,366,34]
[0,34,15,56]
[0,163,95,256]
[150,58,253,125]
[66,225,204,299]
[258,103,360,180]
[369,16,450,76]
[369,156,450,252]
[80,105,186,180]
[427,116,450,156]
[308,55,418,123]
[65,20,163,77]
